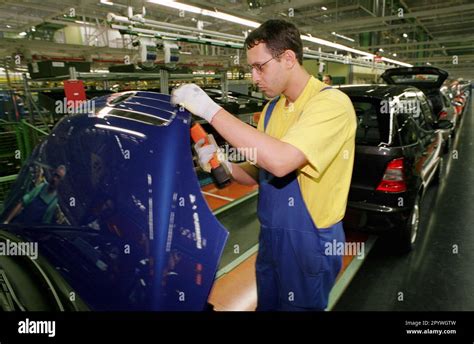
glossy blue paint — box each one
[1,91,228,310]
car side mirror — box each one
[435,119,454,130]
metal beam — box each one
[304,4,474,31]
[368,35,474,49]
[407,54,474,62]
[395,44,474,54]
[336,22,417,34]
[296,4,361,19]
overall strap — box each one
[263,96,280,132]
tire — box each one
[397,196,421,253]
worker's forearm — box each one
[5,202,23,223]
[210,109,302,177]
[230,163,258,186]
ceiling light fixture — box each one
[331,31,355,42]
[146,0,412,67]
[147,0,260,27]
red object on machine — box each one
[64,79,87,103]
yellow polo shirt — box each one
[257,76,356,228]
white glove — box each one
[171,84,222,123]
[194,136,232,174]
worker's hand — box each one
[171,84,222,123]
[194,137,232,174]
[194,138,216,173]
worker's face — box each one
[323,77,332,85]
[246,43,290,98]
[49,168,65,189]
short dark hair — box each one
[323,74,332,81]
[245,19,303,65]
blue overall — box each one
[256,89,346,311]
[13,184,57,224]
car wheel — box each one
[398,196,421,253]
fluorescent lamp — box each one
[147,0,203,14]
[100,0,114,5]
[75,20,95,26]
[321,6,328,10]
[302,35,372,57]
[331,31,355,42]
[147,0,259,27]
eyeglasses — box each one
[248,52,283,74]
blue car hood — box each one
[2,91,228,311]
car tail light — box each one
[376,158,407,192]
[439,110,448,120]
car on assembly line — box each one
[0,91,228,311]
[381,66,457,152]
[338,84,453,252]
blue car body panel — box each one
[1,91,228,310]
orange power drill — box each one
[190,122,231,188]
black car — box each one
[339,84,452,252]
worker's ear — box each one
[282,50,298,69]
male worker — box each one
[323,74,333,85]
[172,19,356,311]
[4,165,66,225]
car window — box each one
[397,113,419,145]
[352,100,390,146]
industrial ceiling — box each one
[0,0,472,79]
